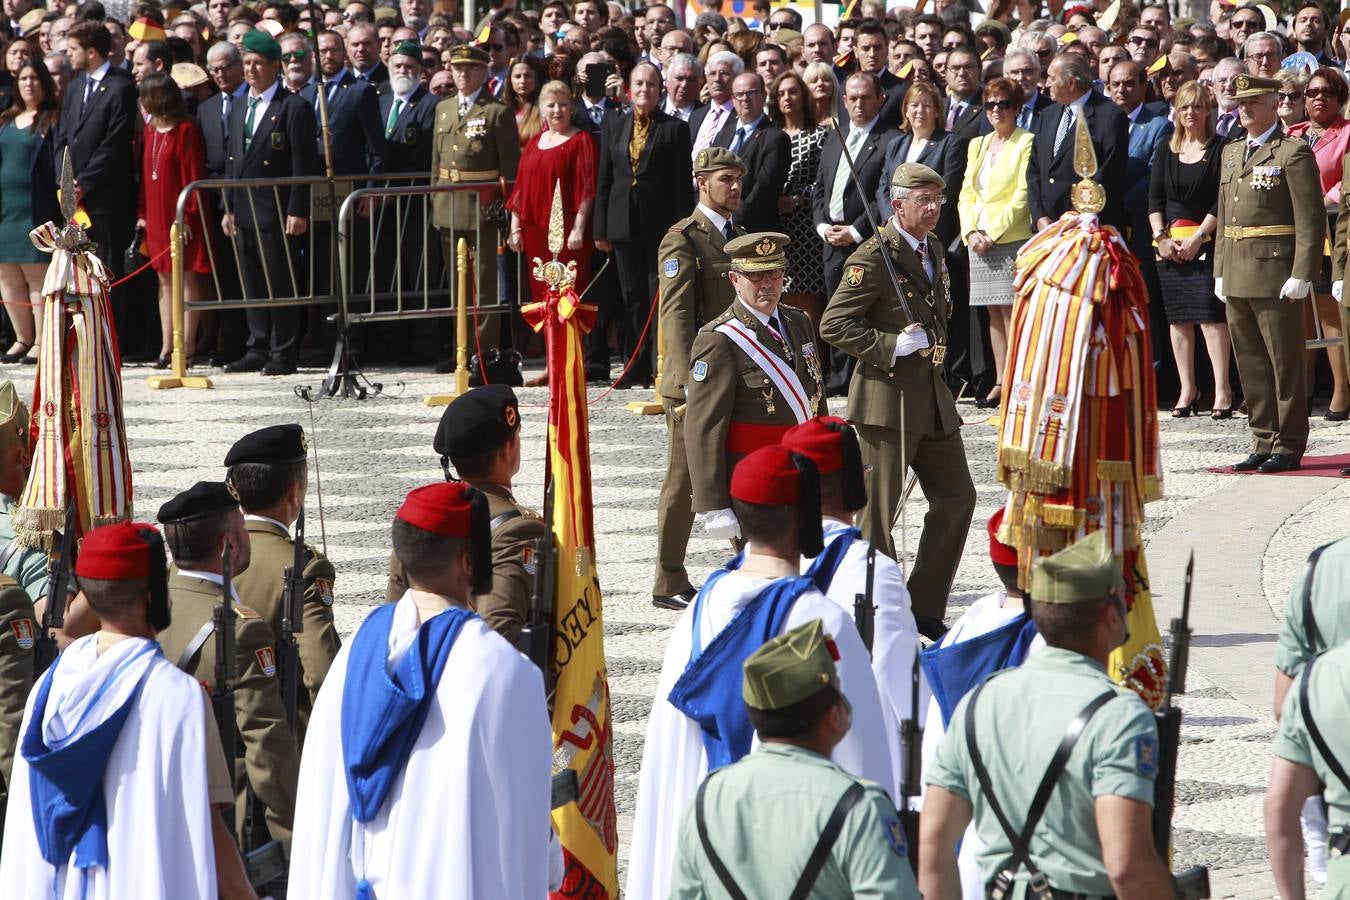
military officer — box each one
[430,42,522,384]
[156,481,301,847]
[669,619,919,899]
[224,424,340,740]
[920,531,1172,899]
[819,163,975,640]
[1268,639,1350,898]
[684,232,827,543]
[385,385,545,645]
[0,381,50,599]
[652,146,747,610]
[0,571,33,792]
[1215,73,1323,474]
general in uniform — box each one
[819,163,975,638]
[225,424,340,740]
[155,481,301,846]
[1215,74,1324,474]
[684,232,826,539]
[430,43,522,383]
[385,385,545,645]
[669,620,919,899]
[921,532,1172,899]
[652,146,747,610]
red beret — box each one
[731,445,804,505]
[988,507,1017,567]
[76,521,158,580]
[396,482,474,537]
[782,416,849,475]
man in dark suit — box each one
[304,30,386,176]
[1027,53,1129,232]
[571,51,623,139]
[712,72,788,233]
[593,62,694,387]
[345,22,387,86]
[379,41,436,174]
[56,21,138,337]
[942,47,986,142]
[221,30,321,377]
[1004,48,1052,131]
[813,72,898,395]
[849,17,908,131]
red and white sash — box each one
[714,317,812,423]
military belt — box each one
[1222,224,1296,240]
[437,167,500,183]
[1331,831,1350,856]
[919,343,948,366]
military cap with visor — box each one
[448,43,490,66]
[742,619,842,711]
[1232,74,1280,99]
[1029,530,1125,604]
[725,232,790,273]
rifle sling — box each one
[695,773,865,900]
[0,535,21,574]
[1299,655,1350,793]
[1302,542,1334,657]
[178,620,216,671]
[965,681,1117,883]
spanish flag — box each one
[128,16,166,41]
[522,266,619,897]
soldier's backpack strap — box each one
[695,773,750,900]
[490,510,522,531]
[1302,541,1335,657]
[177,620,216,671]
[0,535,21,573]
[1299,655,1350,792]
[965,681,1117,900]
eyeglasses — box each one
[1278,90,1305,101]
[1305,86,1333,98]
[767,21,787,29]
[732,89,763,99]
[342,12,369,20]
[1231,17,1261,30]
[983,99,1014,110]
[207,63,235,74]
[738,269,783,282]
[1128,35,1160,48]
[281,50,307,61]
[902,194,946,209]
[1248,50,1281,61]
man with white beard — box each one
[279,31,315,93]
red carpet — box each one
[1207,453,1350,477]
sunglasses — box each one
[767,21,786,29]
[1231,18,1261,29]
[281,50,307,61]
[1128,35,1160,48]
[984,99,1014,110]
[1305,86,1334,98]
[1278,90,1304,101]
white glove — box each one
[1335,281,1344,303]
[1214,277,1225,304]
[1280,277,1311,300]
[697,508,741,540]
[893,327,931,361]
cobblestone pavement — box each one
[42,360,1350,897]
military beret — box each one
[1232,73,1280,99]
[392,39,422,60]
[742,619,841,711]
[434,385,520,460]
[0,381,28,451]
[241,28,282,60]
[725,231,790,272]
[224,424,308,467]
[891,162,945,191]
[157,481,240,525]
[1029,530,1125,604]
[772,28,802,48]
[448,42,490,66]
[694,146,747,176]
[373,6,399,21]
[171,62,209,89]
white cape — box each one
[0,635,215,900]
[919,591,1046,900]
[287,592,552,900]
[625,567,895,900]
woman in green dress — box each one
[0,60,59,364]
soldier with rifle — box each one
[226,424,340,741]
[155,481,299,874]
[919,531,1174,900]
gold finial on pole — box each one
[532,180,577,291]
[1070,113,1106,215]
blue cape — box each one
[920,612,1039,728]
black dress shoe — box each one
[915,615,950,642]
[652,588,696,611]
[223,352,266,373]
[1231,452,1271,472]
[261,358,297,377]
[1258,453,1300,473]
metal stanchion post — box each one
[425,237,471,406]
[148,221,212,390]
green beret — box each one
[157,481,240,525]
[693,146,747,176]
[891,162,945,191]
[1030,531,1125,605]
[0,381,27,450]
[392,39,422,60]
[224,424,308,467]
[448,43,490,67]
[1232,73,1280,100]
[743,619,841,711]
[725,231,790,273]
[241,28,282,61]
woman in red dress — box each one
[507,79,597,307]
[136,72,209,368]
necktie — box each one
[1243,139,1259,164]
[1053,107,1074,156]
[722,221,732,241]
[767,315,793,364]
[80,76,94,114]
[1017,106,1030,130]
[244,95,261,150]
[730,125,748,154]
[917,240,932,280]
[591,104,603,125]
[829,128,864,221]
[488,76,500,94]
[385,98,403,138]
[694,105,723,153]
[1218,111,1234,136]
[222,93,232,129]
[946,99,961,131]
[459,97,469,117]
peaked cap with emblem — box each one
[891,162,945,191]
[434,384,520,460]
[1030,530,1125,604]
[726,231,790,272]
[448,43,490,66]
[743,619,841,710]
[694,146,747,176]
[157,481,240,524]
[224,424,308,466]
[0,381,28,451]
[1232,73,1279,99]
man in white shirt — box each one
[663,52,701,121]
[689,50,741,160]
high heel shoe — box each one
[1211,404,1235,420]
[1172,400,1198,418]
[1327,407,1350,422]
[0,342,32,364]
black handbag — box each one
[123,227,148,274]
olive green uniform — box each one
[1276,537,1350,677]
[231,516,340,739]
[0,494,50,600]
[158,569,301,846]
[670,744,919,899]
[0,575,34,788]
[1274,642,1350,893]
[819,220,975,620]
[926,647,1159,896]
[685,300,827,513]
[386,481,545,644]
[1214,131,1322,460]
[430,89,520,354]
[654,207,741,597]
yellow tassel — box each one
[1096,459,1134,481]
[1042,503,1085,528]
[1142,475,1164,503]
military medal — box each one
[761,388,776,415]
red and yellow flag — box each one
[522,284,619,897]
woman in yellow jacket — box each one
[957,77,1035,408]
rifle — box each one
[899,642,923,873]
[1154,551,1210,898]
[854,543,876,654]
[34,503,78,675]
[276,508,306,730]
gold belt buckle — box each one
[931,343,947,366]
[449,169,462,183]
